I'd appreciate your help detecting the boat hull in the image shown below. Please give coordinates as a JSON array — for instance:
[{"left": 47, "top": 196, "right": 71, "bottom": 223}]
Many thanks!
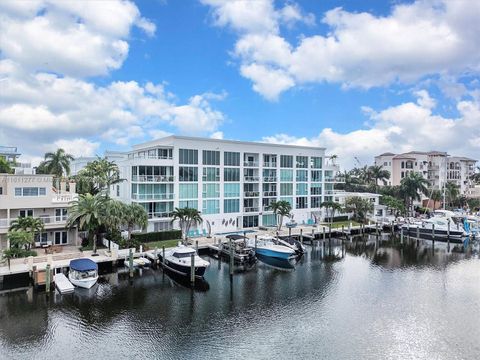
[
  {"left": 68, "top": 274, "right": 98, "bottom": 289},
  {"left": 255, "top": 247, "right": 293, "bottom": 260},
  {"left": 401, "top": 226, "right": 465, "bottom": 243},
  {"left": 159, "top": 256, "right": 208, "bottom": 278}
]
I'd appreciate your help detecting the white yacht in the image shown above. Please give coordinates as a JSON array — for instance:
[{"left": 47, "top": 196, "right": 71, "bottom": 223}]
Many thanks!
[
  {"left": 401, "top": 215, "right": 467, "bottom": 242},
  {"left": 68, "top": 259, "right": 99, "bottom": 289},
  {"left": 247, "top": 235, "right": 296, "bottom": 260},
  {"left": 159, "top": 245, "right": 210, "bottom": 278}
]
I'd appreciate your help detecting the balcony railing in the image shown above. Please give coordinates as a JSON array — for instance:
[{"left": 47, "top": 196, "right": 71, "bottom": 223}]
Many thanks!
[
  {"left": 262, "top": 206, "right": 274, "bottom": 211},
  {"left": 148, "top": 212, "right": 173, "bottom": 219},
  {"left": 244, "top": 161, "right": 259, "bottom": 167},
  {"left": 244, "top": 176, "right": 260, "bottom": 182},
  {"left": 52, "top": 193, "right": 78, "bottom": 203},
  {"left": 244, "top": 207, "right": 259, "bottom": 213},
  {"left": 263, "top": 162, "right": 277, "bottom": 168},
  {"left": 129, "top": 154, "right": 173, "bottom": 160},
  {"left": 263, "top": 176, "right": 277, "bottom": 182},
  {"left": 0, "top": 215, "right": 68, "bottom": 229},
  {"left": 263, "top": 191, "right": 277, "bottom": 197},
  {"left": 296, "top": 178, "right": 308, "bottom": 182},
  {"left": 132, "top": 193, "right": 174, "bottom": 200},
  {"left": 202, "top": 176, "right": 220, "bottom": 182},
  {"left": 132, "top": 175, "right": 174, "bottom": 182},
  {"left": 244, "top": 191, "right": 260, "bottom": 197}
]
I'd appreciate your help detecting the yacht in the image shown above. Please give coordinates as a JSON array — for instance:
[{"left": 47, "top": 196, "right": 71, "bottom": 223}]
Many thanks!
[
  {"left": 159, "top": 245, "right": 210, "bottom": 278},
  {"left": 247, "top": 235, "right": 296, "bottom": 260},
  {"left": 219, "top": 235, "right": 256, "bottom": 263},
  {"left": 401, "top": 216, "right": 467, "bottom": 242},
  {"left": 68, "top": 258, "right": 99, "bottom": 289}
]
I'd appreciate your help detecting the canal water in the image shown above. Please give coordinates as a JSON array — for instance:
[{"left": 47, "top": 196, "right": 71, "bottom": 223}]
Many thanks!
[{"left": 1, "top": 235, "right": 479, "bottom": 360}]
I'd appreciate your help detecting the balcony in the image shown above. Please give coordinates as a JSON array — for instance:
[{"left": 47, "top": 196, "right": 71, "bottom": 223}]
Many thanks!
[
  {"left": 244, "top": 207, "right": 259, "bottom": 213},
  {"left": 263, "top": 191, "right": 277, "bottom": 197},
  {"left": 148, "top": 212, "right": 174, "bottom": 219},
  {"left": 324, "top": 176, "right": 346, "bottom": 183},
  {"left": 262, "top": 206, "right": 274, "bottom": 211},
  {"left": 244, "top": 191, "right": 260, "bottom": 197},
  {"left": 132, "top": 193, "right": 174, "bottom": 201},
  {"left": 202, "top": 176, "right": 220, "bottom": 182},
  {"left": 132, "top": 175, "right": 174, "bottom": 182},
  {"left": 263, "top": 162, "right": 277, "bottom": 168},
  {"left": 263, "top": 176, "right": 277, "bottom": 182},
  {"left": 52, "top": 193, "right": 78, "bottom": 203},
  {"left": 244, "top": 176, "right": 260, "bottom": 182},
  {"left": 244, "top": 161, "right": 259, "bottom": 167},
  {"left": 0, "top": 215, "right": 68, "bottom": 229}
]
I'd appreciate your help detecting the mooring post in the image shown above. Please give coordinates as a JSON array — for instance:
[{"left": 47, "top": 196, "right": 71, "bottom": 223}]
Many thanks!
[
  {"left": 300, "top": 228, "right": 303, "bottom": 245},
  {"left": 162, "top": 246, "right": 165, "bottom": 267},
  {"left": 323, "top": 226, "right": 326, "bottom": 244},
  {"left": 400, "top": 227, "right": 404, "bottom": 244},
  {"left": 328, "top": 224, "right": 332, "bottom": 240},
  {"left": 45, "top": 264, "right": 51, "bottom": 294},
  {"left": 129, "top": 248, "right": 134, "bottom": 278},
  {"left": 154, "top": 247, "right": 158, "bottom": 267},
  {"left": 447, "top": 221, "right": 450, "bottom": 246},
  {"left": 229, "top": 239, "right": 234, "bottom": 276},
  {"left": 341, "top": 225, "right": 345, "bottom": 247},
  {"left": 416, "top": 225, "right": 420, "bottom": 240},
  {"left": 195, "top": 240, "right": 199, "bottom": 252},
  {"left": 391, "top": 221, "right": 394, "bottom": 236},
  {"left": 190, "top": 253, "right": 195, "bottom": 285},
  {"left": 254, "top": 235, "right": 258, "bottom": 253},
  {"left": 432, "top": 224, "right": 435, "bottom": 246}
]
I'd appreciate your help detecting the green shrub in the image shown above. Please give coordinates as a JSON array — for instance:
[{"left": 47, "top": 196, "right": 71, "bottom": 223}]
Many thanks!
[
  {"left": 131, "top": 230, "right": 182, "bottom": 243},
  {"left": 324, "top": 216, "right": 349, "bottom": 223}
]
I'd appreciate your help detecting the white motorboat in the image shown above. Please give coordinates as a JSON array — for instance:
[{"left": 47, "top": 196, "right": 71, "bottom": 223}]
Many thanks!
[
  {"left": 159, "top": 245, "right": 210, "bottom": 278},
  {"left": 68, "top": 258, "right": 99, "bottom": 289},
  {"left": 247, "top": 235, "right": 296, "bottom": 260},
  {"left": 401, "top": 216, "right": 467, "bottom": 242}
]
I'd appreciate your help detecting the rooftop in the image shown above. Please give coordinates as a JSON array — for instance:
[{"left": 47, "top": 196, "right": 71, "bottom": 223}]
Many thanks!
[{"left": 0, "top": 146, "right": 20, "bottom": 156}]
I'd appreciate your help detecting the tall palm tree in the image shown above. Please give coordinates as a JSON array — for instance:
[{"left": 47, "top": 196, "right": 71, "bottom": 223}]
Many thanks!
[
  {"left": 268, "top": 200, "right": 292, "bottom": 231},
  {"left": 0, "top": 157, "right": 13, "bottom": 174},
  {"left": 320, "top": 201, "right": 343, "bottom": 226},
  {"left": 122, "top": 203, "right": 148, "bottom": 240},
  {"left": 42, "top": 148, "right": 74, "bottom": 178},
  {"left": 445, "top": 181, "right": 460, "bottom": 208},
  {"left": 369, "top": 165, "right": 390, "bottom": 192},
  {"left": 9, "top": 216, "right": 44, "bottom": 250},
  {"left": 400, "top": 172, "right": 429, "bottom": 215},
  {"left": 67, "top": 193, "right": 110, "bottom": 254},
  {"left": 76, "top": 157, "right": 123, "bottom": 195},
  {"left": 170, "top": 207, "right": 203, "bottom": 244}
]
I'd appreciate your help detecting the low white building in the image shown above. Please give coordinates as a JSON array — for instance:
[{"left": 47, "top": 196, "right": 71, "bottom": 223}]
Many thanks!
[
  {"left": 332, "top": 191, "right": 383, "bottom": 221},
  {"left": 0, "top": 174, "right": 78, "bottom": 250}
]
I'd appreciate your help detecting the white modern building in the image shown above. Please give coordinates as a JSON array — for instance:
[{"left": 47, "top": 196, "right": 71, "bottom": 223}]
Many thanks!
[
  {"left": 374, "top": 151, "right": 476, "bottom": 195},
  {"left": 0, "top": 146, "right": 34, "bottom": 175},
  {"left": 0, "top": 174, "right": 78, "bottom": 250},
  {"left": 100, "top": 136, "right": 341, "bottom": 234}
]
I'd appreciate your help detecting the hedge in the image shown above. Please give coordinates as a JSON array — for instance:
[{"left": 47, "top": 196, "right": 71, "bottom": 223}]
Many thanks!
[
  {"left": 324, "top": 215, "right": 349, "bottom": 223},
  {"left": 131, "top": 230, "right": 182, "bottom": 243}
]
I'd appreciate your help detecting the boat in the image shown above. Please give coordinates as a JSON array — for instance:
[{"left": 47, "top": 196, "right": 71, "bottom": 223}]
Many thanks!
[
  {"left": 276, "top": 236, "right": 306, "bottom": 254},
  {"left": 68, "top": 258, "right": 99, "bottom": 289},
  {"left": 401, "top": 216, "right": 467, "bottom": 242},
  {"left": 256, "top": 254, "right": 295, "bottom": 270},
  {"left": 219, "top": 235, "right": 256, "bottom": 263},
  {"left": 247, "top": 235, "right": 296, "bottom": 260},
  {"left": 159, "top": 245, "right": 210, "bottom": 278}
]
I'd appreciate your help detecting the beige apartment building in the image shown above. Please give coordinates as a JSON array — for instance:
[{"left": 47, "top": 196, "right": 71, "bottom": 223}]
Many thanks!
[
  {"left": 374, "top": 151, "right": 476, "bottom": 195},
  {"left": 0, "top": 174, "right": 78, "bottom": 250}
]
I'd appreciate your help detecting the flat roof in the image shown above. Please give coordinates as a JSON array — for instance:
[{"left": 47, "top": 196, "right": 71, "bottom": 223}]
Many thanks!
[{"left": 131, "top": 135, "right": 326, "bottom": 151}]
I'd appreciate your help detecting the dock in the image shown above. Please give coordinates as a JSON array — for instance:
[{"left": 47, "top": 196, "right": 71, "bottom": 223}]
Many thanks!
[{"left": 54, "top": 273, "right": 74, "bottom": 294}]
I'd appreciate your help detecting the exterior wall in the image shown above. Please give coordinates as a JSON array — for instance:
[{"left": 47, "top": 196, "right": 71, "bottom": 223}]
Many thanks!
[{"left": 106, "top": 136, "right": 336, "bottom": 234}]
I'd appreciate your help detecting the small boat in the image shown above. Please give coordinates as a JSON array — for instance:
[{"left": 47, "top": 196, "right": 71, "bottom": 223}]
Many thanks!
[
  {"left": 68, "top": 258, "right": 99, "bottom": 289},
  {"left": 159, "top": 245, "right": 210, "bottom": 278},
  {"left": 276, "top": 236, "right": 305, "bottom": 254},
  {"left": 401, "top": 216, "right": 467, "bottom": 242},
  {"left": 220, "top": 235, "right": 256, "bottom": 263},
  {"left": 247, "top": 235, "right": 296, "bottom": 260}
]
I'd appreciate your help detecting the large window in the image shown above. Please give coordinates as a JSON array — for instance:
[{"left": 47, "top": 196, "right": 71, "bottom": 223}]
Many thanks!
[
  {"left": 296, "top": 197, "right": 308, "bottom": 209},
  {"left": 311, "top": 170, "right": 322, "bottom": 182},
  {"left": 179, "top": 184, "right": 198, "bottom": 199},
  {"left": 243, "top": 215, "right": 258, "bottom": 228},
  {"left": 179, "top": 149, "right": 198, "bottom": 164},
  {"left": 19, "top": 209, "right": 34, "bottom": 217},
  {"left": 280, "top": 155, "right": 293, "bottom": 168},
  {"left": 262, "top": 214, "right": 276, "bottom": 226},
  {"left": 203, "top": 167, "right": 220, "bottom": 181},
  {"left": 296, "top": 183, "right": 308, "bottom": 196},
  {"left": 203, "top": 183, "right": 220, "bottom": 198},
  {"left": 280, "top": 169, "right": 293, "bottom": 182},
  {"left": 179, "top": 200, "right": 198, "bottom": 210},
  {"left": 296, "top": 170, "right": 308, "bottom": 182},
  {"left": 224, "top": 183, "right": 240, "bottom": 198},
  {"left": 132, "top": 166, "right": 173, "bottom": 181},
  {"left": 280, "top": 183, "right": 293, "bottom": 196},
  {"left": 311, "top": 196, "right": 322, "bottom": 208},
  {"left": 54, "top": 231, "right": 68, "bottom": 245},
  {"left": 310, "top": 156, "right": 322, "bottom": 169},
  {"left": 224, "top": 168, "right": 240, "bottom": 182},
  {"left": 202, "top": 200, "right": 220, "bottom": 214},
  {"left": 224, "top": 151, "right": 240, "bottom": 166},
  {"left": 296, "top": 156, "right": 308, "bottom": 168},
  {"left": 280, "top": 197, "right": 293, "bottom": 207},
  {"left": 203, "top": 150, "right": 220, "bottom": 165},
  {"left": 224, "top": 199, "right": 240, "bottom": 213},
  {"left": 15, "top": 187, "right": 46, "bottom": 196},
  {"left": 263, "top": 154, "right": 277, "bottom": 167},
  {"left": 311, "top": 183, "right": 322, "bottom": 195},
  {"left": 179, "top": 167, "right": 198, "bottom": 181},
  {"left": 131, "top": 184, "right": 174, "bottom": 200}
]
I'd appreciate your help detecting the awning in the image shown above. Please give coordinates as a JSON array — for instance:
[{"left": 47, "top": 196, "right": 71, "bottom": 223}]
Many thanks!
[{"left": 70, "top": 258, "right": 98, "bottom": 271}]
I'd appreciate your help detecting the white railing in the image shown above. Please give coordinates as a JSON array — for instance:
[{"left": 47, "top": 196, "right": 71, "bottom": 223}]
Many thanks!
[
  {"left": 262, "top": 206, "right": 274, "bottom": 211},
  {"left": 132, "top": 193, "right": 174, "bottom": 200},
  {"left": 244, "top": 176, "right": 260, "bottom": 182},
  {"left": 244, "top": 191, "right": 260, "bottom": 197},
  {"left": 132, "top": 175, "right": 174, "bottom": 182},
  {"left": 244, "top": 161, "right": 259, "bottom": 167},
  {"left": 263, "top": 162, "right": 277, "bottom": 168},
  {"left": 244, "top": 207, "right": 259, "bottom": 213},
  {"left": 52, "top": 193, "right": 78, "bottom": 203},
  {"left": 128, "top": 154, "right": 173, "bottom": 160},
  {"left": 263, "top": 176, "right": 277, "bottom": 182},
  {"left": 0, "top": 215, "right": 68, "bottom": 229},
  {"left": 148, "top": 212, "right": 173, "bottom": 219},
  {"left": 263, "top": 191, "right": 277, "bottom": 197}
]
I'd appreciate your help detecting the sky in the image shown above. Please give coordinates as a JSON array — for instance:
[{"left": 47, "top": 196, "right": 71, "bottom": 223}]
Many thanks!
[{"left": 0, "top": 0, "right": 479, "bottom": 169}]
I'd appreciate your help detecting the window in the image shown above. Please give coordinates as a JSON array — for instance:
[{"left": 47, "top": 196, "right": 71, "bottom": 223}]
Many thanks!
[
  {"left": 54, "top": 231, "right": 68, "bottom": 245},
  {"left": 243, "top": 215, "right": 258, "bottom": 228},
  {"left": 280, "top": 183, "right": 293, "bottom": 196},
  {"left": 280, "top": 155, "right": 293, "bottom": 168},
  {"left": 296, "top": 170, "right": 308, "bottom": 182},
  {"left": 132, "top": 184, "right": 174, "bottom": 200},
  {"left": 116, "top": 185, "right": 120, "bottom": 197},
  {"left": 203, "top": 167, "right": 220, "bottom": 181},
  {"left": 280, "top": 197, "right": 293, "bottom": 206},
  {"left": 179, "top": 184, "right": 198, "bottom": 199},
  {"left": 310, "top": 183, "right": 322, "bottom": 195},
  {"left": 19, "top": 209, "right": 34, "bottom": 217},
  {"left": 55, "top": 208, "right": 67, "bottom": 221},
  {"left": 15, "top": 187, "right": 46, "bottom": 196},
  {"left": 401, "top": 171, "right": 405, "bottom": 178},
  {"left": 203, "top": 183, "right": 220, "bottom": 198},
  {"left": 154, "top": 221, "right": 173, "bottom": 231},
  {"left": 296, "top": 197, "right": 308, "bottom": 209},
  {"left": 34, "top": 232, "right": 48, "bottom": 244},
  {"left": 296, "top": 156, "right": 308, "bottom": 168},
  {"left": 296, "top": 183, "right": 308, "bottom": 195},
  {"left": 224, "top": 168, "right": 240, "bottom": 182},
  {"left": 263, "top": 154, "right": 277, "bottom": 167},
  {"left": 203, "top": 150, "right": 220, "bottom": 165},
  {"left": 311, "top": 196, "right": 322, "bottom": 208},
  {"left": 310, "top": 157, "right": 322, "bottom": 169},
  {"left": 0, "top": 187, "right": 2, "bottom": 195},
  {"left": 311, "top": 170, "right": 322, "bottom": 182},
  {"left": 179, "top": 167, "right": 198, "bottom": 181},
  {"left": 224, "top": 199, "right": 240, "bottom": 213},
  {"left": 224, "top": 152, "right": 240, "bottom": 166},
  {"left": 179, "top": 149, "right": 198, "bottom": 164},
  {"left": 224, "top": 183, "right": 240, "bottom": 198},
  {"left": 202, "top": 200, "right": 220, "bottom": 214},
  {"left": 401, "top": 161, "right": 405, "bottom": 169},
  {"left": 262, "top": 214, "right": 276, "bottom": 227},
  {"left": 280, "top": 169, "right": 293, "bottom": 182},
  {"left": 179, "top": 200, "right": 198, "bottom": 210}
]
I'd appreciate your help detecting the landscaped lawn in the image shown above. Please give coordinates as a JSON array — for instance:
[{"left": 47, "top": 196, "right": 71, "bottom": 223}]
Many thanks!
[
  {"left": 142, "top": 239, "right": 181, "bottom": 249},
  {"left": 320, "top": 220, "right": 362, "bottom": 229}
]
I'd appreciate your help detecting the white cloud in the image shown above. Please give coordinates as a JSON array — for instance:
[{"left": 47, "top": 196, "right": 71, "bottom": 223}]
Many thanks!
[
  {"left": 53, "top": 138, "right": 100, "bottom": 158},
  {"left": 202, "top": 0, "right": 480, "bottom": 99},
  {"left": 262, "top": 91, "right": 480, "bottom": 169},
  {"left": 210, "top": 131, "right": 224, "bottom": 139}
]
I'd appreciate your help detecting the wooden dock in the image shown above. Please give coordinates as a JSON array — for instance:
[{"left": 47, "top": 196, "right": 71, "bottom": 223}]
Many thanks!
[{"left": 54, "top": 273, "right": 74, "bottom": 294}]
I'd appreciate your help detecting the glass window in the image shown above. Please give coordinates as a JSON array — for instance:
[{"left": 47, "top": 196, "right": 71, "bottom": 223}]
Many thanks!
[
  {"left": 280, "top": 169, "right": 293, "bottom": 182},
  {"left": 224, "top": 152, "right": 240, "bottom": 166},
  {"left": 202, "top": 200, "right": 220, "bottom": 214},
  {"left": 224, "top": 168, "right": 240, "bottom": 182},
  {"left": 296, "top": 197, "right": 308, "bottom": 209},
  {"left": 311, "top": 196, "right": 322, "bottom": 208},
  {"left": 296, "top": 183, "right": 308, "bottom": 195},
  {"left": 280, "top": 183, "right": 293, "bottom": 196},
  {"left": 310, "top": 156, "right": 322, "bottom": 169},
  {"left": 224, "top": 199, "right": 240, "bottom": 213},
  {"left": 310, "top": 183, "right": 322, "bottom": 195},
  {"left": 179, "top": 184, "right": 198, "bottom": 199},
  {"left": 202, "top": 183, "right": 220, "bottom": 198},
  {"left": 179, "top": 149, "right": 198, "bottom": 164},
  {"left": 280, "top": 155, "right": 293, "bottom": 168},
  {"left": 280, "top": 197, "right": 293, "bottom": 207},
  {"left": 15, "top": 188, "right": 21, "bottom": 196},
  {"left": 203, "top": 150, "right": 220, "bottom": 165},
  {"left": 224, "top": 183, "right": 240, "bottom": 198},
  {"left": 179, "top": 200, "right": 198, "bottom": 210},
  {"left": 20, "top": 209, "right": 34, "bottom": 217},
  {"left": 203, "top": 167, "right": 220, "bottom": 181},
  {"left": 311, "top": 170, "right": 322, "bottom": 182},
  {"left": 263, "top": 154, "right": 277, "bottom": 167},
  {"left": 243, "top": 215, "right": 258, "bottom": 228},
  {"left": 296, "top": 170, "right": 308, "bottom": 182},
  {"left": 262, "top": 214, "right": 277, "bottom": 226},
  {"left": 296, "top": 156, "right": 308, "bottom": 168},
  {"left": 179, "top": 167, "right": 198, "bottom": 182}
]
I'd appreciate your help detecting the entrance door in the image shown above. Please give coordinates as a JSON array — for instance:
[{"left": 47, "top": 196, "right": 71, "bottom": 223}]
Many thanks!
[{"left": 54, "top": 231, "right": 68, "bottom": 245}]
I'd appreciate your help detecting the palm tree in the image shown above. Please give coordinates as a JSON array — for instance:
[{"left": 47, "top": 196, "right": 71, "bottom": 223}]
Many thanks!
[
  {"left": 445, "top": 181, "right": 460, "bottom": 208},
  {"left": 344, "top": 196, "right": 374, "bottom": 223},
  {"left": 9, "top": 216, "right": 44, "bottom": 250},
  {"left": 76, "top": 157, "right": 123, "bottom": 195},
  {"left": 399, "top": 172, "right": 429, "bottom": 215},
  {"left": 66, "top": 193, "right": 110, "bottom": 254},
  {"left": 427, "top": 189, "right": 442, "bottom": 209},
  {"left": 268, "top": 200, "right": 292, "bottom": 231},
  {"left": 320, "top": 201, "right": 343, "bottom": 226},
  {"left": 42, "top": 148, "right": 74, "bottom": 178},
  {"left": 369, "top": 165, "right": 390, "bottom": 192},
  {"left": 0, "top": 157, "right": 13, "bottom": 174},
  {"left": 170, "top": 207, "right": 203, "bottom": 244},
  {"left": 122, "top": 203, "right": 148, "bottom": 240}
]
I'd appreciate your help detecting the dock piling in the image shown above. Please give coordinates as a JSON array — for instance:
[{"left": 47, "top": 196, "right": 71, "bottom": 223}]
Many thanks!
[
  {"left": 45, "top": 264, "right": 51, "bottom": 293},
  {"left": 229, "top": 239, "right": 234, "bottom": 276},
  {"left": 254, "top": 235, "right": 257, "bottom": 253},
  {"left": 400, "top": 227, "right": 404, "bottom": 244},
  {"left": 190, "top": 254, "right": 195, "bottom": 285},
  {"left": 129, "top": 248, "right": 134, "bottom": 278},
  {"left": 432, "top": 224, "right": 435, "bottom": 246},
  {"left": 300, "top": 229, "right": 303, "bottom": 245},
  {"left": 195, "top": 240, "right": 198, "bottom": 252},
  {"left": 162, "top": 246, "right": 165, "bottom": 267}
]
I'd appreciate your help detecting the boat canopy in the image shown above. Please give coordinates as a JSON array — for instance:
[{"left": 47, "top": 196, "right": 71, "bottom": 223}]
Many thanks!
[
  {"left": 70, "top": 258, "right": 98, "bottom": 272},
  {"left": 225, "top": 234, "right": 248, "bottom": 240}
]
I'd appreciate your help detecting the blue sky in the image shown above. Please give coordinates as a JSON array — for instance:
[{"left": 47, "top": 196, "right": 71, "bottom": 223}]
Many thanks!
[{"left": 0, "top": 0, "right": 479, "bottom": 168}]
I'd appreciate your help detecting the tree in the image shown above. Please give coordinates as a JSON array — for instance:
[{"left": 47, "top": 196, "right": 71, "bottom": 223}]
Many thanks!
[
  {"left": 8, "top": 230, "right": 34, "bottom": 250},
  {"left": 445, "top": 181, "right": 460, "bottom": 208},
  {"left": 369, "top": 165, "right": 390, "bottom": 192},
  {"left": 9, "top": 216, "right": 44, "bottom": 250},
  {"left": 268, "top": 200, "right": 292, "bottom": 231},
  {"left": 399, "top": 172, "right": 429, "bottom": 215},
  {"left": 344, "top": 196, "right": 374, "bottom": 223},
  {"left": 75, "top": 157, "right": 123, "bottom": 195},
  {"left": 66, "top": 193, "right": 110, "bottom": 254},
  {"left": 122, "top": 203, "right": 148, "bottom": 240},
  {"left": 320, "top": 201, "right": 344, "bottom": 225},
  {"left": 42, "top": 148, "right": 74, "bottom": 177},
  {"left": 380, "top": 195, "right": 405, "bottom": 217},
  {"left": 170, "top": 207, "right": 203, "bottom": 244},
  {"left": 0, "top": 157, "right": 13, "bottom": 174}
]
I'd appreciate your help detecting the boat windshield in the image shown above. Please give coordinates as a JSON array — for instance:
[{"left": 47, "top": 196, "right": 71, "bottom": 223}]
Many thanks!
[
  {"left": 70, "top": 269, "right": 97, "bottom": 280},
  {"left": 173, "top": 252, "right": 194, "bottom": 258}
]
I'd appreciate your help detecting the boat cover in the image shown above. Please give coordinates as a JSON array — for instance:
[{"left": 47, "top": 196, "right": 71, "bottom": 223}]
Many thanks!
[
  {"left": 225, "top": 234, "right": 248, "bottom": 240},
  {"left": 70, "top": 258, "right": 98, "bottom": 271}
]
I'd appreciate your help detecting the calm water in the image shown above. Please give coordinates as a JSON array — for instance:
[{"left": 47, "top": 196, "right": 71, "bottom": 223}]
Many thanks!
[{"left": 1, "top": 235, "right": 480, "bottom": 360}]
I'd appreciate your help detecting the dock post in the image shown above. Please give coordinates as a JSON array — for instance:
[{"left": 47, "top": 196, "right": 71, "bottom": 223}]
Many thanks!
[
  {"left": 129, "top": 248, "right": 134, "bottom": 278},
  {"left": 416, "top": 226, "right": 420, "bottom": 240},
  {"left": 323, "top": 226, "right": 326, "bottom": 243},
  {"left": 254, "top": 235, "right": 257, "bottom": 253},
  {"left": 311, "top": 228, "right": 315, "bottom": 241},
  {"left": 162, "top": 246, "right": 165, "bottom": 266},
  {"left": 45, "top": 264, "right": 51, "bottom": 294},
  {"left": 432, "top": 224, "right": 435, "bottom": 246},
  {"left": 328, "top": 224, "right": 332, "bottom": 240},
  {"left": 400, "top": 227, "right": 404, "bottom": 244},
  {"left": 447, "top": 221, "right": 450, "bottom": 247},
  {"left": 341, "top": 225, "right": 345, "bottom": 247},
  {"left": 376, "top": 223, "right": 379, "bottom": 236},
  {"left": 229, "top": 239, "right": 234, "bottom": 276},
  {"left": 190, "top": 254, "right": 195, "bottom": 285},
  {"left": 195, "top": 240, "right": 198, "bottom": 252},
  {"left": 300, "top": 229, "right": 303, "bottom": 245}
]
